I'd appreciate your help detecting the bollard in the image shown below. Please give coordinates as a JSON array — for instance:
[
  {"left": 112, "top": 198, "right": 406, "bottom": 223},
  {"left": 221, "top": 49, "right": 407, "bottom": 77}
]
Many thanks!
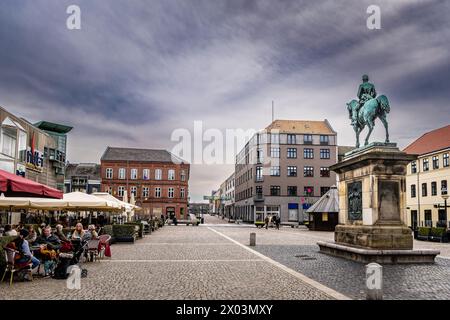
[
  {"left": 366, "top": 262, "right": 383, "bottom": 300},
  {"left": 250, "top": 233, "right": 256, "bottom": 246}
]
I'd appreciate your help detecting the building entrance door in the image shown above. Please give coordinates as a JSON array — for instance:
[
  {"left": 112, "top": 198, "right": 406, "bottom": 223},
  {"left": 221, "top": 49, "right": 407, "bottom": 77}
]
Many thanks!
[
  {"left": 411, "top": 210, "right": 418, "bottom": 230},
  {"left": 288, "top": 203, "right": 299, "bottom": 222},
  {"left": 167, "top": 207, "right": 175, "bottom": 219}
]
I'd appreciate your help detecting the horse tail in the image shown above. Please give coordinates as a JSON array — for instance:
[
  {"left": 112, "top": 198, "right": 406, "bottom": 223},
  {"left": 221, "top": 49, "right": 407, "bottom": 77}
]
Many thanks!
[{"left": 377, "top": 95, "right": 390, "bottom": 113}]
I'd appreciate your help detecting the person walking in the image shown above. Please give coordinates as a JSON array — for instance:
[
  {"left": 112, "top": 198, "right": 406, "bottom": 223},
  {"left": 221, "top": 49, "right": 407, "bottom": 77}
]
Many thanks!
[
  {"left": 264, "top": 216, "right": 270, "bottom": 230},
  {"left": 275, "top": 215, "right": 280, "bottom": 230}
]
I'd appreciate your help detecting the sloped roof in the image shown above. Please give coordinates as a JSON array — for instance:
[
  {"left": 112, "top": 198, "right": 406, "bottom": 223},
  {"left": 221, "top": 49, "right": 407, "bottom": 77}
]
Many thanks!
[
  {"left": 101, "top": 147, "right": 187, "bottom": 163},
  {"left": 65, "top": 163, "right": 101, "bottom": 179},
  {"left": 306, "top": 186, "right": 339, "bottom": 213},
  {"left": 265, "top": 119, "right": 335, "bottom": 135},
  {"left": 403, "top": 125, "right": 450, "bottom": 155}
]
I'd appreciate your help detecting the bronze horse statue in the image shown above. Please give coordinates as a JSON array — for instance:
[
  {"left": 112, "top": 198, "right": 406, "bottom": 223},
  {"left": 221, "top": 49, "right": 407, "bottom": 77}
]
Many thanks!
[{"left": 347, "top": 95, "right": 390, "bottom": 148}]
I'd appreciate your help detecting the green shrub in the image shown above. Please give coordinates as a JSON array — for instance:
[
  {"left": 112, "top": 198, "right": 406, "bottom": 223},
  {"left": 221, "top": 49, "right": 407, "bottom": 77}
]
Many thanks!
[
  {"left": 418, "top": 227, "right": 431, "bottom": 236},
  {"left": 431, "top": 227, "right": 446, "bottom": 237},
  {"left": 112, "top": 224, "right": 136, "bottom": 242},
  {"left": 100, "top": 225, "right": 113, "bottom": 236},
  {"left": 125, "top": 222, "right": 144, "bottom": 238},
  {"left": 0, "top": 236, "right": 17, "bottom": 274}
]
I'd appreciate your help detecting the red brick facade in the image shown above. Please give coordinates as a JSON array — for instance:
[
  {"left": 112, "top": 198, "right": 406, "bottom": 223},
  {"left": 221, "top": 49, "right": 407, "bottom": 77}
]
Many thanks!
[{"left": 100, "top": 160, "right": 190, "bottom": 219}]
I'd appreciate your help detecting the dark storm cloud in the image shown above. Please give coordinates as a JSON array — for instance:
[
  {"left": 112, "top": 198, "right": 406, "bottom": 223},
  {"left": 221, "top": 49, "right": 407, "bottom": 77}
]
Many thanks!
[{"left": 0, "top": 0, "right": 448, "bottom": 201}]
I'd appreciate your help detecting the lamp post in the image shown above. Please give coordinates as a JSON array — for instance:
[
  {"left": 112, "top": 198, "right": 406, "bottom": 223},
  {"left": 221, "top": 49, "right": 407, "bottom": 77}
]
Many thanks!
[{"left": 442, "top": 188, "right": 449, "bottom": 228}]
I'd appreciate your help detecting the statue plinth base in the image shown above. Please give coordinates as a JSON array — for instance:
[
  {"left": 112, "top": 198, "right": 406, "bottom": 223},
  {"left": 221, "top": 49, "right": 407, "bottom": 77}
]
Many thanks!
[{"left": 318, "top": 143, "right": 440, "bottom": 264}]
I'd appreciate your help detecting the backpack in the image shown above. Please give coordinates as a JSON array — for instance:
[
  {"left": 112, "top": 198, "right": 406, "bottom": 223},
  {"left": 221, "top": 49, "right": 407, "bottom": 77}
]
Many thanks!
[{"left": 52, "top": 258, "right": 72, "bottom": 279}]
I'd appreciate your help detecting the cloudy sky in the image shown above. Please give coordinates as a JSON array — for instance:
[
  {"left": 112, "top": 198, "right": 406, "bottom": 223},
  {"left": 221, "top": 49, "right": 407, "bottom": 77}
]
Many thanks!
[{"left": 1, "top": 0, "right": 449, "bottom": 201}]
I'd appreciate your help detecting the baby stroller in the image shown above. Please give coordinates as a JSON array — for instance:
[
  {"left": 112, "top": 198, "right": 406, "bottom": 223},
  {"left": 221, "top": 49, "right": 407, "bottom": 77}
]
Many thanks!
[{"left": 53, "top": 238, "right": 89, "bottom": 280}]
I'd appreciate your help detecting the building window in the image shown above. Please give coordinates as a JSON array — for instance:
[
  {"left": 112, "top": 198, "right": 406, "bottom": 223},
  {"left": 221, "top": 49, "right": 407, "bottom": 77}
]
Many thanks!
[
  {"left": 155, "top": 169, "right": 162, "bottom": 180},
  {"left": 431, "top": 182, "right": 437, "bottom": 196},
  {"left": 320, "top": 187, "right": 330, "bottom": 196},
  {"left": 270, "top": 133, "right": 279, "bottom": 144},
  {"left": 270, "top": 186, "right": 281, "bottom": 196},
  {"left": 320, "top": 167, "right": 330, "bottom": 177},
  {"left": 442, "top": 180, "right": 448, "bottom": 193},
  {"left": 270, "top": 166, "right": 280, "bottom": 176},
  {"left": 180, "top": 188, "right": 185, "bottom": 198},
  {"left": 106, "top": 168, "right": 113, "bottom": 179},
  {"left": 155, "top": 187, "right": 161, "bottom": 198},
  {"left": 287, "top": 134, "right": 296, "bottom": 144},
  {"left": 425, "top": 210, "right": 432, "bottom": 227},
  {"left": 320, "top": 135, "right": 329, "bottom": 145},
  {"left": 105, "top": 186, "right": 112, "bottom": 195},
  {"left": 257, "top": 149, "right": 264, "bottom": 163},
  {"left": 256, "top": 186, "right": 263, "bottom": 195},
  {"left": 130, "top": 168, "right": 138, "bottom": 180},
  {"left": 118, "top": 168, "right": 126, "bottom": 180},
  {"left": 303, "top": 134, "right": 313, "bottom": 144},
  {"left": 270, "top": 147, "right": 280, "bottom": 158},
  {"left": 287, "top": 186, "right": 297, "bottom": 196},
  {"left": 304, "top": 186, "right": 314, "bottom": 197},
  {"left": 287, "top": 166, "right": 297, "bottom": 177},
  {"left": 168, "top": 187, "right": 174, "bottom": 198},
  {"left": 181, "top": 170, "right": 186, "bottom": 181},
  {"left": 287, "top": 148, "right": 297, "bottom": 159},
  {"left": 320, "top": 149, "right": 330, "bottom": 159},
  {"left": 444, "top": 153, "right": 449, "bottom": 167},
  {"left": 432, "top": 156, "right": 439, "bottom": 170},
  {"left": 304, "top": 166, "right": 314, "bottom": 177},
  {"left": 142, "top": 187, "right": 149, "bottom": 197},
  {"left": 422, "top": 183, "right": 427, "bottom": 197},
  {"left": 256, "top": 166, "right": 263, "bottom": 181},
  {"left": 411, "top": 162, "right": 417, "bottom": 174},
  {"left": 304, "top": 148, "right": 314, "bottom": 159},
  {"left": 1, "top": 125, "right": 17, "bottom": 158},
  {"left": 168, "top": 169, "right": 175, "bottom": 180},
  {"left": 411, "top": 184, "right": 416, "bottom": 198},
  {"left": 143, "top": 169, "right": 150, "bottom": 180},
  {"left": 130, "top": 186, "right": 137, "bottom": 196},
  {"left": 423, "top": 158, "right": 429, "bottom": 171},
  {"left": 18, "top": 130, "right": 27, "bottom": 161},
  {"left": 118, "top": 186, "right": 125, "bottom": 197}
]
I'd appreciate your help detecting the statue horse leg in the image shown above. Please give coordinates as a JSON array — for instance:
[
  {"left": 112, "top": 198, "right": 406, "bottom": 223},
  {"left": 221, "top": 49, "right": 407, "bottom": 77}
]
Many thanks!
[
  {"left": 380, "top": 114, "right": 389, "bottom": 143},
  {"left": 353, "top": 124, "right": 360, "bottom": 148},
  {"left": 364, "top": 119, "right": 374, "bottom": 146}
]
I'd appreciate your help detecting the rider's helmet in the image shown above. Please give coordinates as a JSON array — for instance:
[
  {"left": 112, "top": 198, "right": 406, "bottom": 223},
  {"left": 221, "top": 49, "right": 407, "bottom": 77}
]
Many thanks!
[{"left": 362, "top": 74, "right": 369, "bottom": 82}]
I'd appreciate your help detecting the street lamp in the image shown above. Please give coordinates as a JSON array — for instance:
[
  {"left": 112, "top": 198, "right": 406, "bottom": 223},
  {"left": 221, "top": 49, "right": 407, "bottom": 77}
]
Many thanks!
[{"left": 442, "top": 188, "right": 449, "bottom": 228}]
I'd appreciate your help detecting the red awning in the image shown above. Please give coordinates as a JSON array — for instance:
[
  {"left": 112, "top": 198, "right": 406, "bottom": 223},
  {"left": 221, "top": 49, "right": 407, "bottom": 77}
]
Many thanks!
[{"left": 0, "top": 169, "right": 63, "bottom": 199}]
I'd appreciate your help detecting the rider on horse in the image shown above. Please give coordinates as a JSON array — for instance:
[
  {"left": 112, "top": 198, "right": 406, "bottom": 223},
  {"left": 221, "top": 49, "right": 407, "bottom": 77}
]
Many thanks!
[{"left": 352, "top": 74, "right": 377, "bottom": 125}]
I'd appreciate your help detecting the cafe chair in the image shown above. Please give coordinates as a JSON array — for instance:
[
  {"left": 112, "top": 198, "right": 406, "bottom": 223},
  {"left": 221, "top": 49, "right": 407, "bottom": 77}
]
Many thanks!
[{"left": 1, "top": 247, "right": 33, "bottom": 286}]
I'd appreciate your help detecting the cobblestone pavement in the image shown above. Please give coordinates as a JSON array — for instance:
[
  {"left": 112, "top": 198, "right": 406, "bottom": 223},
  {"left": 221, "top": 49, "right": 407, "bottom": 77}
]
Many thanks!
[
  {"left": 0, "top": 221, "right": 336, "bottom": 300},
  {"left": 211, "top": 225, "right": 450, "bottom": 300},
  {"left": 3, "top": 215, "right": 450, "bottom": 300}
]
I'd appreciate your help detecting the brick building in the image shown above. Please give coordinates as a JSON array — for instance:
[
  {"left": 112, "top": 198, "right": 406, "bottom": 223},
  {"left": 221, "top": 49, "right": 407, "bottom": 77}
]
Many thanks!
[{"left": 100, "top": 147, "right": 190, "bottom": 219}]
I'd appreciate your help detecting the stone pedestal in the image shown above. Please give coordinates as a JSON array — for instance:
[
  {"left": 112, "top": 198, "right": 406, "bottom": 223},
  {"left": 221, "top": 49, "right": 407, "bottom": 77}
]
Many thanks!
[{"left": 318, "top": 143, "right": 440, "bottom": 264}]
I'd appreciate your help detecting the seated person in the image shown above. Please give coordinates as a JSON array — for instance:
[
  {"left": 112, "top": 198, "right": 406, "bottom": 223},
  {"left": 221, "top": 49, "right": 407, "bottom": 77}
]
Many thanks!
[
  {"left": 38, "top": 223, "right": 47, "bottom": 236},
  {"left": 54, "top": 224, "right": 68, "bottom": 241},
  {"left": 71, "top": 223, "right": 86, "bottom": 240},
  {"left": 4, "top": 224, "right": 18, "bottom": 236},
  {"left": 88, "top": 225, "right": 98, "bottom": 239},
  {"left": 25, "top": 226, "right": 37, "bottom": 244},
  {"left": 35, "top": 226, "right": 61, "bottom": 277},
  {"left": 7, "top": 229, "right": 40, "bottom": 281}
]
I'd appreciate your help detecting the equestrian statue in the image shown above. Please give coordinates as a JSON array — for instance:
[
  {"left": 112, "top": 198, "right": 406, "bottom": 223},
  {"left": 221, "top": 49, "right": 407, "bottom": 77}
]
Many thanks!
[{"left": 347, "top": 74, "right": 390, "bottom": 148}]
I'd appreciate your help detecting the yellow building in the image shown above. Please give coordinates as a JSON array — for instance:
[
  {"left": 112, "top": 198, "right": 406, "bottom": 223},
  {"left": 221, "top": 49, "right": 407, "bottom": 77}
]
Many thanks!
[{"left": 404, "top": 125, "right": 450, "bottom": 229}]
